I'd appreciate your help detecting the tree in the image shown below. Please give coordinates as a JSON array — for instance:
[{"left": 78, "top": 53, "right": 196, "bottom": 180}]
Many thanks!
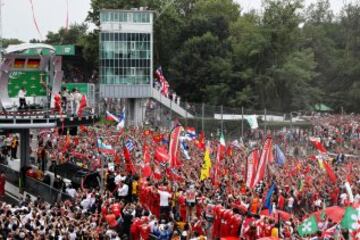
[
  {"left": 1, "top": 38, "right": 23, "bottom": 48},
  {"left": 45, "top": 24, "right": 88, "bottom": 45}
]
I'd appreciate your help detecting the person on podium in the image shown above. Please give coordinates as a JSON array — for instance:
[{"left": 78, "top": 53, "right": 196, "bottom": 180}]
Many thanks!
[{"left": 18, "top": 87, "right": 27, "bottom": 109}]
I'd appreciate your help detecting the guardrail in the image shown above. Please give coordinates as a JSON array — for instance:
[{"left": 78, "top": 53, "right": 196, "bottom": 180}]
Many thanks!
[
  {"left": 0, "top": 164, "right": 72, "bottom": 204},
  {"left": 24, "top": 176, "right": 72, "bottom": 204}
]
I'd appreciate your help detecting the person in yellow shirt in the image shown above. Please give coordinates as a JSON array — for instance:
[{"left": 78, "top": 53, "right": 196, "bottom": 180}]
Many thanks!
[
  {"left": 271, "top": 223, "right": 279, "bottom": 238},
  {"left": 132, "top": 175, "right": 139, "bottom": 201}
]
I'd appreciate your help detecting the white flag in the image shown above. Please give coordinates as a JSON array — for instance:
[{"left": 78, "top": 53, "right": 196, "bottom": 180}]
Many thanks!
[{"left": 245, "top": 115, "right": 259, "bottom": 129}]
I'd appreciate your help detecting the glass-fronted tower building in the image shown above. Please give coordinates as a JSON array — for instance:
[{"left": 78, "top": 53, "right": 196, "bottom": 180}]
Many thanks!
[
  {"left": 100, "top": 10, "right": 153, "bottom": 85},
  {"left": 99, "top": 9, "right": 191, "bottom": 126},
  {"left": 99, "top": 9, "right": 154, "bottom": 125}
]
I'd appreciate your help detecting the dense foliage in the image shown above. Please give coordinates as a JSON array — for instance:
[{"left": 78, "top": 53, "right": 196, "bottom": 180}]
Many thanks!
[{"left": 10, "top": 0, "right": 360, "bottom": 112}]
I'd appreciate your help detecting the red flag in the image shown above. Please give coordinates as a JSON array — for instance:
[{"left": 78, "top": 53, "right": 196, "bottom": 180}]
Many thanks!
[
  {"left": 252, "top": 138, "right": 272, "bottom": 188},
  {"left": 154, "top": 146, "right": 169, "bottom": 163},
  {"left": 166, "top": 168, "right": 184, "bottom": 183},
  {"left": 225, "top": 146, "right": 233, "bottom": 157},
  {"left": 309, "top": 137, "right": 327, "bottom": 153},
  {"left": 168, "top": 126, "right": 183, "bottom": 168},
  {"left": 143, "top": 129, "right": 152, "bottom": 136},
  {"left": 323, "top": 160, "right": 337, "bottom": 184},
  {"left": 152, "top": 133, "right": 163, "bottom": 143},
  {"left": 79, "top": 125, "right": 88, "bottom": 133},
  {"left": 245, "top": 149, "right": 260, "bottom": 188},
  {"left": 197, "top": 131, "right": 206, "bottom": 150},
  {"left": 153, "top": 166, "right": 162, "bottom": 181},
  {"left": 77, "top": 95, "right": 87, "bottom": 117},
  {"left": 123, "top": 147, "right": 135, "bottom": 174},
  {"left": 141, "top": 144, "right": 152, "bottom": 178},
  {"left": 114, "top": 154, "right": 121, "bottom": 165}
]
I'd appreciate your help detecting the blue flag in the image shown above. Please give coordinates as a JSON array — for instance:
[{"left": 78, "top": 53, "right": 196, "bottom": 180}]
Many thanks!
[
  {"left": 264, "top": 183, "right": 276, "bottom": 214},
  {"left": 275, "top": 144, "right": 286, "bottom": 166},
  {"left": 125, "top": 139, "right": 134, "bottom": 152}
]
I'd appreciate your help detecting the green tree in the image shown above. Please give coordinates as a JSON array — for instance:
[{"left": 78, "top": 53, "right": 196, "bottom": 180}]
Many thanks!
[
  {"left": 45, "top": 24, "right": 88, "bottom": 45},
  {"left": 1, "top": 38, "right": 23, "bottom": 48}
]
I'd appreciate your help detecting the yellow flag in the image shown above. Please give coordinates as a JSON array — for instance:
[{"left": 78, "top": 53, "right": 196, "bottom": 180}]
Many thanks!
[
  {"left": 317, "top": 158, "right": 324, "bottom": 170},
  {"left": 200, "top": 146, "right": 212, "bottom": 180}
]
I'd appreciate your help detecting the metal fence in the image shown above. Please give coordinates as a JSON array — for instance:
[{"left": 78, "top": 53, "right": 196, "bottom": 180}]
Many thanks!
[
  {"left": 24, "top": 176, "right": 72, "bottom": 204},
  {"left": 0, "top": 164, "right": 72, "bottom": 204},
  {"left": 97, "top": 96, "right": 313, "bottom": 139}
]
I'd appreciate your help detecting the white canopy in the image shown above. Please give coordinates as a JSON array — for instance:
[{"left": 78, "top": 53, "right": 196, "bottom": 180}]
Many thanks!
[{"left": 3, "top": 43, "right": 56, "bottom": 55}]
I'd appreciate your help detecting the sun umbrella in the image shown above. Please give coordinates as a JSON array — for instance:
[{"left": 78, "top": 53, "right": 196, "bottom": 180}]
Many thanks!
[
  {"left": 260, "top": 209, "right": 293, "bottom": 221},
  {"left": 310, "top": 206, "right": 345, "bottom": 223}
]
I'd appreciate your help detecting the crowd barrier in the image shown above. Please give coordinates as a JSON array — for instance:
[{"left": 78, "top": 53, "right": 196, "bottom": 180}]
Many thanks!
[
  {"left": 24, "top": 176, "right": 72, "bottom": 204},
  {"left": 0, "top": 163, "right": 72, "bottom": 204}
]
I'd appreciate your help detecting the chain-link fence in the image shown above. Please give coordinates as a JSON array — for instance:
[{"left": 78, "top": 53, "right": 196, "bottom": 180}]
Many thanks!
[{"left": 96, "top": 96, "right": 313, "bottom": 139}]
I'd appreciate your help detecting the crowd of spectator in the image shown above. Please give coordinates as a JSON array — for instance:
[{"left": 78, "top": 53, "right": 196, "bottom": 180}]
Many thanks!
[{"left": 0, "top": 114, "right": 359, "bottom": 239}]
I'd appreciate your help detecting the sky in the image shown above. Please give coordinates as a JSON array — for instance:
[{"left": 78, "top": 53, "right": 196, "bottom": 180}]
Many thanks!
[{"left": 0, "top": 0, "right": 354, "bottom": 42}]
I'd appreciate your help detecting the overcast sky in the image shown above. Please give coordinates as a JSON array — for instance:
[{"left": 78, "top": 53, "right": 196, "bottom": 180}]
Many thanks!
[{"left": 1, "top": 0, "right": 354, "bottom": 42}]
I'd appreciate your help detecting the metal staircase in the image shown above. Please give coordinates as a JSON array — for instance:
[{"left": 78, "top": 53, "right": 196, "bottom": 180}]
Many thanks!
[{"left": 150, "top": 88, "right": 194, "bottom": 119}]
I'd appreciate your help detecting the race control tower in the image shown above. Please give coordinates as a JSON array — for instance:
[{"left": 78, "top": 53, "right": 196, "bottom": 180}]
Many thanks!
[{"left": 99, "top": 9, "right": 193, "bottom": 126}]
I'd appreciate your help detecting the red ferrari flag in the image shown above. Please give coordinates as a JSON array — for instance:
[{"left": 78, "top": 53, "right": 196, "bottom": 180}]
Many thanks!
[
  {"left": 323, "top": 160, "right": 337, "bottom": 184},
  {"left": 252, "top": 138, "right": 273, "bottom": 188},
  {"left": 245, "top": 148, "right": 260, "bottom": 188},
  {"left": 168, "top": 126, "right": 183, "bottom": 168},
  {"left": 77, "top": 95, "right": 87, "bottom": 117},
  {"left": 154, "top": 146, "right": 169, "bottom": 163},
  {"left": 123, "top": 146, "right": 135, "bottom": 174},
  {"left": 141, "top": 145, "right": 152, "bottom": 178},
  {"left": 309, "top": 137, "right": 327, "bottom": 153},
  {"left": 197, "top": 131, "right": 206, "bottom": 150}
]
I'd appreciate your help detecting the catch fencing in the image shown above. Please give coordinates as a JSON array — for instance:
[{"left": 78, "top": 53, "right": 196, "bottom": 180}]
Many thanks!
[{"left": 97, "top": 97, "right": 313, "bottom": 140}]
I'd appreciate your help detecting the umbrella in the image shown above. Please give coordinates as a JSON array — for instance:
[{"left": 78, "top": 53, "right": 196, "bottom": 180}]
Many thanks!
[
  {"left": 260, "top": 209, "right": 293, "bottom": 221},
  {"left": 310, "top": 206, "right": 345, "bottom": 223}
]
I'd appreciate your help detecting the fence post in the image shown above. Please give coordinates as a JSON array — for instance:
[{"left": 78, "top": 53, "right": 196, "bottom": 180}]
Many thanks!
[
  {"left": 185, "top": 104, "right": 188, "bottom": 127},
  {"left": 201, "top": 103, "right": 205, "bottom": 133},
  {"left": 159, "top": 94, "right": 162, "bottom": 127},
  {"left": 170, "top": 99, "right": 173, "bottom": 129},
  {"left": 141, "top": 99, "right": 144, "bottom": 127},
  {"left": 241, "top": 107, "right": 244, "bottom": 138},
  {"left": 221, "top": 105, "right": 224, "bottom": 134},
  {"left": 264, "top": 108, "right": 267, "bottom": 134}
]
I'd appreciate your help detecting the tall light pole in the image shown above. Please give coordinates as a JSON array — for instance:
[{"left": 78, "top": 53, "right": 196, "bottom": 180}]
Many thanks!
[{"left": 0, "top": 0, "right": 3, "bottom": 61}]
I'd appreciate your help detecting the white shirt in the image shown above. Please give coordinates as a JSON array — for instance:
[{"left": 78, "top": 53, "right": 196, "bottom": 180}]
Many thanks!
[
  {"left": 287, "top": 197, "right": 294, "bottom": 208},
  {"left": 115, "top": 174, "right": 126, "bottom": 185},
  {"left": 69, "top": 232, "right": 77, "bottom": 240},
  {"left": 18, "top": 89, "right": 26, "bottom": 98},
  {"left": 158, "top": 190, "right": 171, "bottom": 207},
  {"left": 80, "top": 197, "right": 94, "bottom": 210},
  {"left": 340, "top": 193, "right": 348, "bottom": 205},
  {"left": 118, "top": 184, "right": 129, "bottom": 197},
  {"left": 66, "top": 188, "right": 77, "bottom": 198}
]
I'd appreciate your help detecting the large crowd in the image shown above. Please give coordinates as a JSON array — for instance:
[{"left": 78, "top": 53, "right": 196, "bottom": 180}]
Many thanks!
[{"left": 0, "top": 114, "right": 359, "bottom": 239}]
